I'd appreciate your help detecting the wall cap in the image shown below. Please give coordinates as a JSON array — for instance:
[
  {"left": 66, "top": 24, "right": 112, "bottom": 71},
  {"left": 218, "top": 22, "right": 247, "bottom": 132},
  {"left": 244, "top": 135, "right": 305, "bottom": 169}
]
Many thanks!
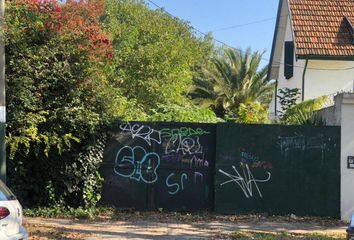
[{"left": 335, "top": 93, "right": 354, "bottom": 105}]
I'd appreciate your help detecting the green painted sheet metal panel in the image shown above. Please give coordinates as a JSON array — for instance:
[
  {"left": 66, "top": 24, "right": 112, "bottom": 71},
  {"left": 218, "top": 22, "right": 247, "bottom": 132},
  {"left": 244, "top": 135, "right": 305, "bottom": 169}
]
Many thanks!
[
  {"left": 153, "top": 122, "right": 216, "bottom": 211},
  {"left": 101, "top": 131, "right": 149, "bottom": 209},
  {"left": 101, "top": 122, "right": 216, "bottom": 211},
  {"left": 215, "top": 124, "right": 340, "bottom": 217}
]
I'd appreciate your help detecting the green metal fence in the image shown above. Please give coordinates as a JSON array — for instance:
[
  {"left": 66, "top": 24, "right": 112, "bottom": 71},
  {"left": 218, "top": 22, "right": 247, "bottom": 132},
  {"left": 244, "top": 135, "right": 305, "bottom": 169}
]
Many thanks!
[
  {"left": 215, "top": 124, "right": 340, "bottom": 217},
  {"left": 101, "top": 122, "right": 341, "bottom": 217}
]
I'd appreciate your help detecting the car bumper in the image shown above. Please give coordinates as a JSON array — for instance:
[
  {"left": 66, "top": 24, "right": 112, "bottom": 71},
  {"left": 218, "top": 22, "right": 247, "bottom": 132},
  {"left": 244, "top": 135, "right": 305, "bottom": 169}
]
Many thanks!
[{"left": 0, "top": 226, "right": 28, "bottom": 240}]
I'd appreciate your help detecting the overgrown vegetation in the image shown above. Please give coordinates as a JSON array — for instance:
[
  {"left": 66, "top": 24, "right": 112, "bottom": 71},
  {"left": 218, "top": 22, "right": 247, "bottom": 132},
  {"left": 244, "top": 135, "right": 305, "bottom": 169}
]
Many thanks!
[
  {"left": 277, "top": 87, "right": 301, "bottom": 117},
  {"left": 6, "top": 0, "right": 327, "bottom": 211},
  {"left": 190, "top": 47, "right": 274, "bottom": 121},
  {"left": 234, "top": 102, "right": 269, "bottom": 124},
  {"left": 102, "top": 0, "right": 214, "bottom": 112},
  {"left": 280, "top": 96, "right": 330, "bottom": 125},
  {"left": 147, "top": 104, "right": 222, "bottom": 123},
  {"left": 4, "top": 0, "right": 222, "bottom": 209},
  {"left": 24, "top": 206, "right": 114, "bottom": 220},
  {"left": 6, "top": 0, "right": 115, "bottom": 208}
]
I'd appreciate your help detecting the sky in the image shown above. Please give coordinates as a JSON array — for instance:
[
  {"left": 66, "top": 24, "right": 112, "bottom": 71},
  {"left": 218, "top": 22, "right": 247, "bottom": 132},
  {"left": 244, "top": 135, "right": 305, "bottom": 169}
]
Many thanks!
[{"left": 147, "top": 0, "right": 280, "bottom": 66}]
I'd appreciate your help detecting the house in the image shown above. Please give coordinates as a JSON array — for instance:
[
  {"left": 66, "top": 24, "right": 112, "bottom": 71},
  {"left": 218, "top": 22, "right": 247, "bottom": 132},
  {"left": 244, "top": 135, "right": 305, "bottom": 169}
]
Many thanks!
[{"left": 268, "top": 0, "right": 354, "bottom": 118}]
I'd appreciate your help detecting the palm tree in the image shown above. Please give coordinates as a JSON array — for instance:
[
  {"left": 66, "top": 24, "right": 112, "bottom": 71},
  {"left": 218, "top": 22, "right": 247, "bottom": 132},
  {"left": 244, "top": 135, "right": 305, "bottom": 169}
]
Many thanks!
[
  {"left": 281, "top": 96, "right": 330, "bottom": 125},
  {"left": 190, "top": 47, "right": 274, "bottom": 117}
]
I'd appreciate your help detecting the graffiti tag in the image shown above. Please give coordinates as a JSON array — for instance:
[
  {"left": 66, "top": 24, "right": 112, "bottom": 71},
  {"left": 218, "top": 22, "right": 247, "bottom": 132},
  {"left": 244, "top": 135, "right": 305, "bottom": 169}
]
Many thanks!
[
  {"left": 219, "top": 164, "right": 271, "bottom": 198},
  {"left": 166, "top": 173, "right": 188, "bottom": 195},
  {"left": 161, "top": 127, "right": 210, "bottom": 138},
  {"left": 120, "top": 123, "right": 161, "bottom": 146},
  {"left": 164, "top": 136, "right": 203, "bottom": 155},
  {"left": 278, "top": 134, "right": 326, "bottom": 155},
  {"left": 114, "top": 146, "right": 160, "bottom": 184}
]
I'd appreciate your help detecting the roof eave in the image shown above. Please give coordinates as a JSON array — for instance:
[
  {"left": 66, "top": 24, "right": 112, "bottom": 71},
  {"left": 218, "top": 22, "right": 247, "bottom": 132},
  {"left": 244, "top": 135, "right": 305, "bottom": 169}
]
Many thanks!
[
  {"left": 287, "top": 0, "right": 298, "bottom": 60},
  {"left": 267, "top": 0, "right": 284, "bottom": 80},
  {"left": 297, "top": 54, "right": 354, "bottom": 61}
]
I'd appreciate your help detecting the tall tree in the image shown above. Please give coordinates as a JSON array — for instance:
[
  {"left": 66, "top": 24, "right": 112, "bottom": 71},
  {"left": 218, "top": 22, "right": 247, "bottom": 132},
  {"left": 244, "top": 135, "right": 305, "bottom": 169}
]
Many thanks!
[
  {"left": 5, "top": 0, "right": 116, "bottom": 207},
  {"left": 190, "top": 48, "right": 274, "bottom": 117},
  {"left": 102, "top": 0, "right": 213, "bottom": 110}
]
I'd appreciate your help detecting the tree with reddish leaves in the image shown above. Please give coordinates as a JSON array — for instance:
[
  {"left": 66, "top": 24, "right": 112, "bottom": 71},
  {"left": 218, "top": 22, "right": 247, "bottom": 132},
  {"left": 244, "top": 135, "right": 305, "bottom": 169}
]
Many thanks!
[
  {"left": 11, "top": 0, "right": 112, "bottom": 60},
  {"left": 49, "top": 0, "right": 112, "bottom": 60},
  {"left": 5, "top": 0, "right": 113, "bottom": 207}
]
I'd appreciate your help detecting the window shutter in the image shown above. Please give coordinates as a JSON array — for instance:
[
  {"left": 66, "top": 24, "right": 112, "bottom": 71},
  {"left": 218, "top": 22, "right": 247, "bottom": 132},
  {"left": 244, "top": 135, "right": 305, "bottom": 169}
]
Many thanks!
[{"left": 284, "top": 41, "right": 294, "bottom": 79}]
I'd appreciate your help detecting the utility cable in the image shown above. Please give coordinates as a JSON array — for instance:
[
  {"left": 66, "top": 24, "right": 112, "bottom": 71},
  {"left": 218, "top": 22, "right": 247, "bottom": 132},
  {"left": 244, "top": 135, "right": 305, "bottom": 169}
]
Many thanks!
[
  {"left": 146, "top": 0, "right": 354, "bottom": 72},
  {"left": 209, "top": 17, "right": 276, "bottom": 32}
]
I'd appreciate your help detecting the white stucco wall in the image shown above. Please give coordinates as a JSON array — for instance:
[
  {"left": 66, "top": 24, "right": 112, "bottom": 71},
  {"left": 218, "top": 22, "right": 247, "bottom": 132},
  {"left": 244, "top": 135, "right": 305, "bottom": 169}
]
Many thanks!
[
  {"left": 269, "top": 10, "right": 354, "bottom": 117},
  {"left": 269, "top": 13, "right": 303, "bottom": 117},
  {"left": 305, "top": 61, "right": 354, "bottom": 99},
  {"left": 339, "top": 94, "right": 354, "bottom": 221},
  {"left": 320, "top": 93, "right": 354, "bottom": 221},
  {"left": 272, "top": 60, "right": 354, "bottom": 118}
]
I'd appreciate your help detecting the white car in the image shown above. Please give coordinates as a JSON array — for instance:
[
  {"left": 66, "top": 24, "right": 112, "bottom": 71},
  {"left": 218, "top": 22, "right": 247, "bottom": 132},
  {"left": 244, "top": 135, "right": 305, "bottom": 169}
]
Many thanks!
[{"left": 0, "top": 180, "right": 28, "bottom": 240}]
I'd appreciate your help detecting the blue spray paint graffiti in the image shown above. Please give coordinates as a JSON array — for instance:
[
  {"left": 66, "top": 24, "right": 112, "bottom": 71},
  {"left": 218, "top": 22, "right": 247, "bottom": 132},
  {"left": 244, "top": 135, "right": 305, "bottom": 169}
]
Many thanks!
[
  {"left": 114, "top": 146, "right": 160, "bottom": 184},
  {"left": 166, "top": 173, "right": 188, "bottom": 195}
]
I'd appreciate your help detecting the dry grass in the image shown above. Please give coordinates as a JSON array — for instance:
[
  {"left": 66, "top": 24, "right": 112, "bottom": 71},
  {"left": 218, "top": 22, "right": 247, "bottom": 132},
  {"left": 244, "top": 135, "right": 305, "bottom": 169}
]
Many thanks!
[
  {"left": 230, "top": 231, "right": 346, "bottom": 240},
  {"left": 25, "top": 223, "right": 88, "bottom": 240},
  {"left": 23, "top": 211, "right": 348, "bottom": 240}
]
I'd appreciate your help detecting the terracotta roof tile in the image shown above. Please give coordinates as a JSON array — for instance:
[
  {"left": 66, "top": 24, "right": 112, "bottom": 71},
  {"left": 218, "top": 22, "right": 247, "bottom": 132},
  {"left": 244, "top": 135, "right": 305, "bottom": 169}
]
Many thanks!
[
  {"left": 348, "top": 16, "right": 354, "bottom": 25},
  {"left": 289, "top": 0, "right": 354, "bottom": 57}
]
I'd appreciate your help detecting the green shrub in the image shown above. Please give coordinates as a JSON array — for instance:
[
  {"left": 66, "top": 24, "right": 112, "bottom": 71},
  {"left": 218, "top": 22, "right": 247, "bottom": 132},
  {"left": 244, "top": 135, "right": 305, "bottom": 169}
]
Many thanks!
[
  {"left": 5, "top": 0, "right": 110, "bottom": 208},
  {"left": 24, "top": 206, "right": 114, "bottom": 220},
  {"left": 281, "top": 96, "right": 330, "bottom": 125},
  {"left": 148, "top": 104, "right": 223, "bottom": 123},
  {"left": 277, "top": 87, "right": 301, "bottom": 116},
  {"left": 103, "top": 0, "right": 213, "bottom": 111},
  {"left": 234, "top": 102, "right": 269, "bottom": 124}
]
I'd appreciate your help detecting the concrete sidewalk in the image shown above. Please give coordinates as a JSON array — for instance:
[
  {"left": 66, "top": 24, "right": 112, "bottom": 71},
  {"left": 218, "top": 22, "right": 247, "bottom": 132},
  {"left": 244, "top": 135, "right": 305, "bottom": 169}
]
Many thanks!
[{"left": 25, "top": 217, "right": 347, "bottom": 240}]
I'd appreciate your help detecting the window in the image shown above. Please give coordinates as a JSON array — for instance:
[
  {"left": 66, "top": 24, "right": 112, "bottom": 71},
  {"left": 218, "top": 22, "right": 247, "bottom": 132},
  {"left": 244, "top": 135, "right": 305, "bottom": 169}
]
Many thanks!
[
  {"left": 0, "top": 180, "right": 16, "bottom": 201},
  {"left": 284, "top": 41, "right": 294, "bottom": 79},
  {"left": 344, "top": 16, "right": 354, "bottom": 44}
]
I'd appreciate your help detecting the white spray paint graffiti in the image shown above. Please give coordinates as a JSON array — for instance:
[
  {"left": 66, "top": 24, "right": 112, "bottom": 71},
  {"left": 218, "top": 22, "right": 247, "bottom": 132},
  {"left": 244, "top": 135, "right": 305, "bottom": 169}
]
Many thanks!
[
  {"left": 194, "top": 172, "right": 203, "bottom": 184},
  {"left": 120, "top": 123, "right": 161, "bottom": 146},
  {"left": 164, "top": 135, "right": 203, "bottom": 155},
  {"left": 218, "top": 164, "right": 271, "bottom": 198},
  {"left": 278, "top": 134, "right": 328, "bottom": 163},
  {"left": 278, "top": 134, "right": 326, "bottom": 154},
  {"left": 115, "top": 124, "right": 212, "bottom": 198}
]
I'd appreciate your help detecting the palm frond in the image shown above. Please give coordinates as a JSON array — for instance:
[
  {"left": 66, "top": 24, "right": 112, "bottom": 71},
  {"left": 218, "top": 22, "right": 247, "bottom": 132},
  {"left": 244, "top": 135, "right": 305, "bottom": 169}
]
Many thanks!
[{"left": 190, "top": 47, "right": 273, "bottom": 118}]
